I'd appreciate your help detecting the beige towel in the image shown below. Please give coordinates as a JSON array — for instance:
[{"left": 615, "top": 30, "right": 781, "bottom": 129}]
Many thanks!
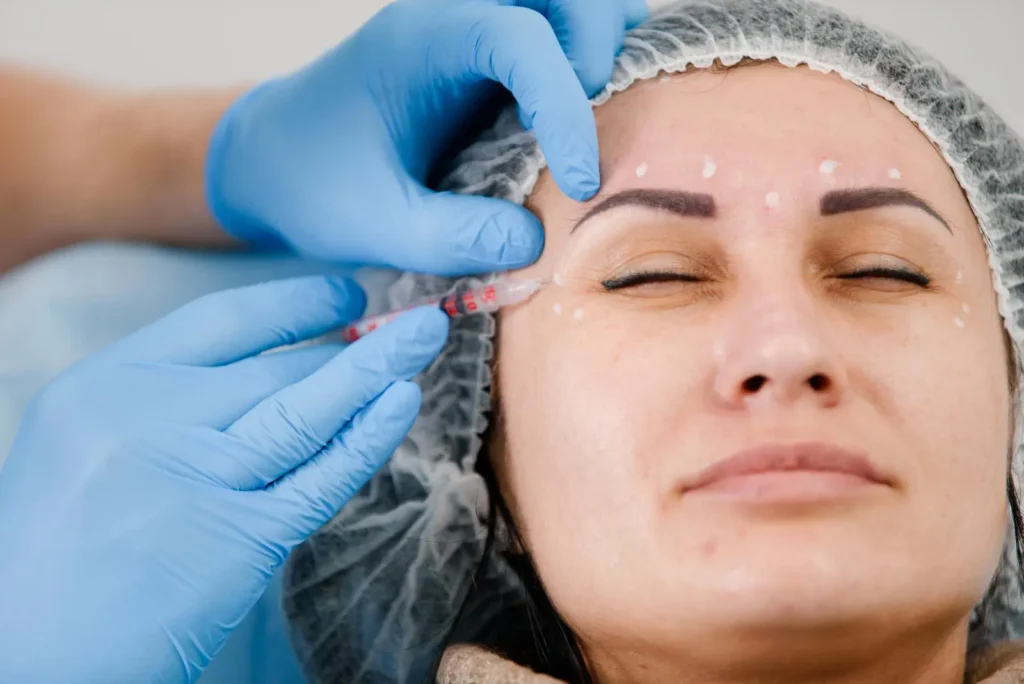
[
  {"left": 967, "top": 641, "right": 1024, "bottom": 683},
  {"left": 438, "top": 645, "right": 562, "bottom": 684},
  {"left": 439, "top": 643, "right": 1024, "bottom": 684}
]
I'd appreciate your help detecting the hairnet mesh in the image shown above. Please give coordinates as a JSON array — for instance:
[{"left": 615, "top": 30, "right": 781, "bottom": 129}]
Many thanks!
[{"left": 284, "top": 1, "right": 1024, "bottom": 681}]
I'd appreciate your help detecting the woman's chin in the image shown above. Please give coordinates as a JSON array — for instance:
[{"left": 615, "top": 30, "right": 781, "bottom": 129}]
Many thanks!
[
  {"left": 634, "top": 520, "right": 945, "bottom": 620},
  {"left": 614, "top": 572, "right": 967, "bottom": 650},
  {"left": 635, "top": 533, "right": 986, "bottom": 641}
]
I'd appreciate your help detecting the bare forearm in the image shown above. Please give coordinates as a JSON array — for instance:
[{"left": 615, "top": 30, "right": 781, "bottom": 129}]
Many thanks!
[{"left": 0, "top": 67, "right": 244, "bottom": 272}]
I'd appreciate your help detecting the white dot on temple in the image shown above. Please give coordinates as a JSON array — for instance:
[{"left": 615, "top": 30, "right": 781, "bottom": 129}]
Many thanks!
[
  {"left": 954, "top": 317, "right": 966, "bottom": 329},
  {"left": 553, "top": 303, "right": 562, "bottom": 315},
  {"left": 553, "top": 272, "right": 564, "bottom": 287},
  {"left": 573, "top": 308, "right": 584, "bottom": 321},
  {"left": 888, "top": 168, "right": 902, "bottom": 180},
  {"left": 636, "top": 162, "right": 649, "bottom": 178},
  {"left": 765, "top": 191, "right": 781, "bottom": 209}
]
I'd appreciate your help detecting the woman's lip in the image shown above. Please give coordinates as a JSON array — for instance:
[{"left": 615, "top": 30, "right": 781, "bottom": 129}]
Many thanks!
[{"left": 677, "top": 442, "right": 893, "bottom": 498}]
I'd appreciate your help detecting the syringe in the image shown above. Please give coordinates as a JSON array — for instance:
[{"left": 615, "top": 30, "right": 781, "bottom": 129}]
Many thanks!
[{"left": 340, "top": 278, "right": 546, "bottom": 343}]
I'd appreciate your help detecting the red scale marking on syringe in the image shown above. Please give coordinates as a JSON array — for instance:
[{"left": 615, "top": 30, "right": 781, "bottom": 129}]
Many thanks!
[
  {"left": 338, "top": 279, "right": 545, "bottom": 343},
  {"left": 463, "top": 291, "right": 478, "bottom": 312}
]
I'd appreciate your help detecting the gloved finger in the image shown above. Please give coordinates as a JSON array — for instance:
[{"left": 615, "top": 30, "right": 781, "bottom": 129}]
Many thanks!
[
  {"left": 512, "top": 0, "right": 623, "bottom": 97},
  {"left": 121, "top": 345, "right": 347, "bottom": 431},
  {"left": 112, "top": 276, "right": 365, "bottom": 366},
  {"left": 452, "top": 4, "right": 600, "bottom": 202},
  {"left": 223, "top": 308, "right": 447, "bottom": 489},
  {"left": 402, "top": 190, "right": 544, "bottom": 275},
  {"left": 624, "top": 0, "right": 648, "bottom": 29},
  {"left": 265, "top": 381, "right": 421, "bottom": 536},
  {"left": 201, "top": 344, "right": 346, "bottom": 430}
]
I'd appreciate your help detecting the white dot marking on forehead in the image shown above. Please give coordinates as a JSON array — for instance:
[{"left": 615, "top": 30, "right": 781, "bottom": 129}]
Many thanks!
[
  {"left": 636, "top": 162, "right": 648, "bottom": 178},
  {"left": 553, "top": 272, "right": 564, "bottom": 287},
  {"left": 962, "top": 303, "right": 971, "bottom": 314},
  {"left": 888, "top": 168, "right": 903, "bottom": 180},
  {"left": 956, "top": 270, "right": 964, "bottom": 284},
  {"left": 765, "top": 191, "right": 781, "bottom": 209},
  {"left": 954, "top": 317, "right": 966, "bottom": 329},
  {"left": 573, "top": 308, "right": 584, "bottom": 321},
  {"left": 819, "top": 160, "right": 841, "bottom": 175},
  {"left": 553, "top": 303, "right": 562, "bottom": 316},
  {"left": 702, "top": 156, "right": 718, "bottom": 179}
]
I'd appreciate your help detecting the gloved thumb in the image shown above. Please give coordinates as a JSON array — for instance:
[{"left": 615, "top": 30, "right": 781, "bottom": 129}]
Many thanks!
[{"left": 401, "top": 191, "right": 545, "bottom": 275}]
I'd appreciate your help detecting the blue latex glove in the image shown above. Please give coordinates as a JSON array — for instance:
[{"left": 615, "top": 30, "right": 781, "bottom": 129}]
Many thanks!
[
  {"left": 0, "top": 276, "right": 449, "bottom": 684},
  {"left": 206, "top": 0, "right": 648, "bottom": 274}
]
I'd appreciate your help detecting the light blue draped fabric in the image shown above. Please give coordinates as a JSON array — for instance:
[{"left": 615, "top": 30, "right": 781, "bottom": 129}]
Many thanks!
[{"left": 0, "top": 242, "right": 338, "bottom": 684}]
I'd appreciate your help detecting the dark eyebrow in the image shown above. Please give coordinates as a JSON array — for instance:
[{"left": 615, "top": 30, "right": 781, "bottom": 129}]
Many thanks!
[
  {"left": 571, "top": 188, "right": 717, "bottom": 233},
  {"left": 820, "top": 187, "right": 952, "bottom": 233}
]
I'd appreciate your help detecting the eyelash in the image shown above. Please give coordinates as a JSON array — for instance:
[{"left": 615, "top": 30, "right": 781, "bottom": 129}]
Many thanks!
[
  {"left": 601, "top": 271, "right": 702, "bottom": 290},
  {"left": 601, "top": 267, "right": 931, "bottom": 291},
  {"left": 836, "top": 267, "right": 931, "bottom": 288}
]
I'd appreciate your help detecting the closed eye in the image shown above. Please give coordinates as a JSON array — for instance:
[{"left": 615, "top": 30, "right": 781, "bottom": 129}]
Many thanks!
[
  {"left": 601, "top": 268, "right": 930, "bottom": 292},
  {"left": 837, "top": 268, "right": 931, "bottom": 288},
  {"left": 602, "top": 271, "right": 703, "bottom": 290}
]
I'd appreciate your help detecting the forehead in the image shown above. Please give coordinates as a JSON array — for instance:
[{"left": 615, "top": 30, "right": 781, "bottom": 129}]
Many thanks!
[
  {"left": 519, "top": 61, "right": 988, "bottom": 280},
  {"left": 583, "top": 63, "right": 965, "bottom": 210}
]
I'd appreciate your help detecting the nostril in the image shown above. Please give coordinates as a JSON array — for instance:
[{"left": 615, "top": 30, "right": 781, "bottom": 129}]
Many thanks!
[
  {"left": 742, "top": 375, "right": 768, "bottom": 393},
  {"left": 808, "top": 374, "right": 831, "bottom": 392}
]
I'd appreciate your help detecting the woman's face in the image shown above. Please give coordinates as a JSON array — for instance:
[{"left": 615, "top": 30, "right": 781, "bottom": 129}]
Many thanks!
[{"left": 496, "top": 64, "right": 1012, "bottom": 675}]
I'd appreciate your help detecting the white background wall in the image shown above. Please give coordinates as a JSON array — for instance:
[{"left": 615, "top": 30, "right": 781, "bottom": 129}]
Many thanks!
[{"left": 0, "top": 0, "right": 1022, "bottom": 130}]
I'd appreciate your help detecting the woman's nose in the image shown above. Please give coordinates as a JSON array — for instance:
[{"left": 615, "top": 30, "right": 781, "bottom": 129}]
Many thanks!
[{"left": 712, "top": 301, "right": 847, "bottom": 410}]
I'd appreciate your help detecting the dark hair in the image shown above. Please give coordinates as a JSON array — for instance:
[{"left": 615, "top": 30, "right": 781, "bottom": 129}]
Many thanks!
[
  {"left": 442, "top": 335, "right": 1024, "bottom": 683},
  {"left": 439, "top": 407, "right": 593, "bottom": 682}
]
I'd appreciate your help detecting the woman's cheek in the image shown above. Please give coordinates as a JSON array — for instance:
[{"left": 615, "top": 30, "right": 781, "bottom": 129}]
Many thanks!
[
  {"left": 537, "top": 321, "right": 701, "bottom": 475},
  {"left": 836, "top": 305, "right": 1009, "bottom": 569}
]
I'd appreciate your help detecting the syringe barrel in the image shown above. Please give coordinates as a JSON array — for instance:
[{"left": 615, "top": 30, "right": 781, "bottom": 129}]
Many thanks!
[
  {"left": 436, "top": 279, "right": 542, "bottom": 316},
  {"left": 340, "top": 279, "right": 544, "bottom": 343}
]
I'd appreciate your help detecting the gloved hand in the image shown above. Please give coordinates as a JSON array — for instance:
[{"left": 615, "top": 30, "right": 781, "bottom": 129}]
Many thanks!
[
  {"left": 0, "top": 276, "right": 448, "bottom": 684},
  {"left": 206, "top": 0, "right": 648, "bottom": 274}
]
